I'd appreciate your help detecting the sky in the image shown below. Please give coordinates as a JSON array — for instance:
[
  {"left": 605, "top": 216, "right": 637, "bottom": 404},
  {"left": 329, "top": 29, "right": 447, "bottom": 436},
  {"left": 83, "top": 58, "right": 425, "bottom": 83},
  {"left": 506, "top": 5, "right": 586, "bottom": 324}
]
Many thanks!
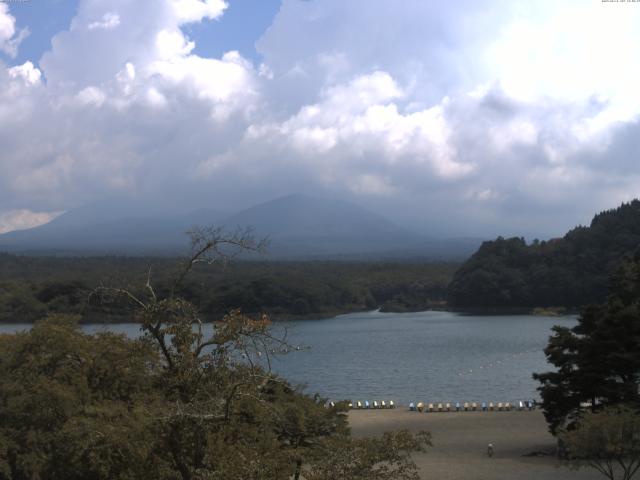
[{"left": 1, "top": 0, "right": 640, "bottom": 238}]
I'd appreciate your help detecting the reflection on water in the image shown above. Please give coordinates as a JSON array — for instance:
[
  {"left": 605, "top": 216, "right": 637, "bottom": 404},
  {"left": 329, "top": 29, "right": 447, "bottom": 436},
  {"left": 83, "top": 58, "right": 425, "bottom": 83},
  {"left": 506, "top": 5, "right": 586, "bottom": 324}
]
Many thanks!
[{"left": 0, "top": 310, "right": 575, "bottom": 405}]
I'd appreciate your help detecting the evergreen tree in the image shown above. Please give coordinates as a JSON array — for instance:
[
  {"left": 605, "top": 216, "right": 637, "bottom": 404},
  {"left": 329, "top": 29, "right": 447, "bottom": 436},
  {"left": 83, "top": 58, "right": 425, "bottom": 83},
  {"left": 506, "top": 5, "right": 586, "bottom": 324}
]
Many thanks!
[{"left": 534, "top": 250, "right": 640, "bottom": 434}]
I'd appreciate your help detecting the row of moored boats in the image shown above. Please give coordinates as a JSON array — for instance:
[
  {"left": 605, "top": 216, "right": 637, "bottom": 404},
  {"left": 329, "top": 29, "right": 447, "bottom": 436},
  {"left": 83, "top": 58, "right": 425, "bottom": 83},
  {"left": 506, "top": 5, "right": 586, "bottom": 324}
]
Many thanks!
[
  {"left": 328, "top": 399, "right": 536, "bottom": 411},
  {"left": 348, "top": 400, "right": 396, "bottom": 409},
  {"left": 408, "top": 400, "right": 536, "bottom": 412}
]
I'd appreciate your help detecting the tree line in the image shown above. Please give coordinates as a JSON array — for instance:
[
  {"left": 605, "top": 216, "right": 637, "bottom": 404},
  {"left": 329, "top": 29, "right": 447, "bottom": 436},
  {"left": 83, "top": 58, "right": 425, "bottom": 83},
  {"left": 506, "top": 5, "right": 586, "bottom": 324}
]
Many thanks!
[
  {"left": 0, "top": 253, "right": 456, "bottom": 323},
  {"left": 449, "top": 200, "right": 640, "bottom": 309}
]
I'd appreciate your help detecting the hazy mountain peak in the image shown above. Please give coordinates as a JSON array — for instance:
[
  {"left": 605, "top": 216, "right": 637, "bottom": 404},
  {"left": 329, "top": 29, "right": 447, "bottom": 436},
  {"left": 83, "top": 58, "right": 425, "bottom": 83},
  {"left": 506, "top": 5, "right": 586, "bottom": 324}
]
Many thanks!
[
  {"left": 0, "top": 194, "right": 481, "bottom": 259},
  {"left": 222, "top": 194, "right": 409, "bottom": 240}
]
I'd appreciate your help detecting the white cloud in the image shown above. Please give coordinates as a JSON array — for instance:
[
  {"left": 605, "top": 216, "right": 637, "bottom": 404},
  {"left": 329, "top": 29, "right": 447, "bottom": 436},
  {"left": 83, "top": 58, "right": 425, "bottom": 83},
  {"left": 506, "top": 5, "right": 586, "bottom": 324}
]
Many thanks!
[
  {"left": 324, "top": 71, "right": 404, "bottom": 110},
  {"left": 0, "top": 3, "right": 28, "bottom": 58},
  {"left": 147, "top": 50, "right": 256, "bottom": 111},
  {"left": 171, "top": 0, "right": 227, "bottom": 24},
  {"left": 145, "top": 87, "right": 167, "bottom": 108},
  {"left": 8, "top": 61, "right": 41, "bottom": 86},
  {"left": 76, "top": 86, "right": 106, "bottom": 107},
  {"left": 242, "top": 71, "right": 471, "bottom": 186},
  {"left": 0, "top": 0, "right": 260, "bottom": 224},
  {"left": 0, "top": 4, "right": 14, "bottom": 44},
  {"left": 0, "top": 209, "right": 64, "bottom": 234},
  {"left": 490, "top": 118, "right": 538, "bottom": 152},
  {"left": 87, "top": 12, "right": 121, "bottom": 30},
  {"left": 155, "top": 29, "right": 195, "bottom": 59},
  {"left": 3, "top": 0, "right": 640, "bottom": 238}
]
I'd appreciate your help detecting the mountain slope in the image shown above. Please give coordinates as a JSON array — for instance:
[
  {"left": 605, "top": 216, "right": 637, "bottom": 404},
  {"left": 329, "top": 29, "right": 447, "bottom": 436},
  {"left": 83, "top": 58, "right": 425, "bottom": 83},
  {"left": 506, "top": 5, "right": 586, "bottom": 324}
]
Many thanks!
[
  {"left": 0, "top": 194, "right": 481, "bottom": 259},
  {"left": 0, "top": 205, "right": 224, "bottom": 254},
  {"left": 448, "top": 200, "right": 640, "bottom": 308},
  {"left": 219, "top": 194, "right": 425, "bottom": 256}
]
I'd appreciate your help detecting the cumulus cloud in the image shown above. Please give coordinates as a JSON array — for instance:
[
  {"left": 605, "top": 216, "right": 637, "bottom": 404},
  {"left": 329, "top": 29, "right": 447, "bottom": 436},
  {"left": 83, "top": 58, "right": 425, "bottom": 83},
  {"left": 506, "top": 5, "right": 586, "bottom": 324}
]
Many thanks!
[
  {"left": 0, "top": 209, "right": 64, "bottom": 234},
  {"left": 237, "top": 71, "right": 471, "bottom": 189},
  {"left": 1, "top": 0, "right": 258, "bottom": 216},
  {"left": 0, "top": 3, "right": 28, "bottom": 58},
  {"left": 8, "top": 61, "right": 41, "bottom": 85},
  {"left": 2, "top": 0, "right": 640, "bottom": 238},
  {"left": 171, "top": 0, "right": 227, "bottom": 24},
  {"left": 87, "top": 12, "right": 121, "bottom": 31},
  {"left": 0, "top": 5, "right": 14, "bottom": 43}
]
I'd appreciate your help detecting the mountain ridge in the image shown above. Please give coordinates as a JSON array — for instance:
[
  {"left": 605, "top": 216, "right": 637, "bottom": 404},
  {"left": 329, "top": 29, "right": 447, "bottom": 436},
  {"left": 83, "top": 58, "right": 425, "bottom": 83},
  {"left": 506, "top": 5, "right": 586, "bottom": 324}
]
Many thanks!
[{"left": 0, "top": 194, "right": 482, "bottom": 259}]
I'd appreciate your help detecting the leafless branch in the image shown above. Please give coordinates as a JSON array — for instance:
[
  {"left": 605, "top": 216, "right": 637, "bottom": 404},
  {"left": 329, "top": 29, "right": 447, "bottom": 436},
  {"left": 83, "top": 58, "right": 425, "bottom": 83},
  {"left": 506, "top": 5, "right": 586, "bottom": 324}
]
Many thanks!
[
  {"left": 146, "top": 266, "right": 157, "bottom": 303},
  {"left": 170, "top": 226, "right": 269, "bottom": 298},
  {"left": 90, "top": 286, "right": 147, "bottom": 310}
]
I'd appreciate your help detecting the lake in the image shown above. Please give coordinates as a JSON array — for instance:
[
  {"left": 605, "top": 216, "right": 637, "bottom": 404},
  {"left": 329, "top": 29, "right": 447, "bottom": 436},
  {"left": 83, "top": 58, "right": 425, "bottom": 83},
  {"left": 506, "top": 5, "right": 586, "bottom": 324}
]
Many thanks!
[{"left": 0, "top": 310, "right": 575, "bottom": 406}]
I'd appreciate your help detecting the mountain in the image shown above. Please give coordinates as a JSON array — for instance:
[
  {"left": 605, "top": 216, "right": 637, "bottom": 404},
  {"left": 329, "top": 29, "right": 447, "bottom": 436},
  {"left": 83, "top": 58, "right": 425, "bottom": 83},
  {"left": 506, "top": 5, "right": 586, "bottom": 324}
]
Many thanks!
[
  {"left": 218, "top": 194, "right": 481, "bottom": 259},
  {"left": 0, "top": 203, "right": 225, "bottom": 255},
  {"left": 219, "top": 194, "right": 421, "bottom": 257},
  {"left": 448, "top": 200, "right": 640, "bottom": 309},
  {"left": 0, "top": 194, "right": 482, "bottom": 259}
]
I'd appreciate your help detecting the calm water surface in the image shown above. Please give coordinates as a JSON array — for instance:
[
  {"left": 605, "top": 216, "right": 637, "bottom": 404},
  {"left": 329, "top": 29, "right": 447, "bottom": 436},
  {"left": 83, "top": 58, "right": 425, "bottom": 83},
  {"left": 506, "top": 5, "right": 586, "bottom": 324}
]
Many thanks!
[{"left": 0, "top": 310, "right": 575, "bottom": 405}]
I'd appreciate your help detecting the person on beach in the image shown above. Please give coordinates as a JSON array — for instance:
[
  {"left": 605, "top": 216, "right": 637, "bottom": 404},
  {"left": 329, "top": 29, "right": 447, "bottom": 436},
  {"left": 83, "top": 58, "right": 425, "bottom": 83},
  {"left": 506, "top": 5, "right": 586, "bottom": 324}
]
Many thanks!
[{"left": 487, "top": 443, "right": 494, "bottom": 458}]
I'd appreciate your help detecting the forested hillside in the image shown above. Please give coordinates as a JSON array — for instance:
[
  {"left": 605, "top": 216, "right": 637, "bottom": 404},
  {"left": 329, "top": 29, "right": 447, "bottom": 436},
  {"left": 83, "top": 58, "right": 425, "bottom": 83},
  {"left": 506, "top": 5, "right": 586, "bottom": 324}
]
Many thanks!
[
  {"left": 448, "top": 200, "right": 640, "bottom": 308},
  {"left": 0, "top": 255, "right": 456, "bottom": 323}
]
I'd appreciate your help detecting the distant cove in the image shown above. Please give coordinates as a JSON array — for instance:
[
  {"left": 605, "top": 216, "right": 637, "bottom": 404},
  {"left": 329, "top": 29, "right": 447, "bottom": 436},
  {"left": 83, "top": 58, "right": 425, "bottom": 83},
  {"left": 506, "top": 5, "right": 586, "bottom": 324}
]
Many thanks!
[{"left": 0, "top": 310, "right": 575, "bottom": 405}]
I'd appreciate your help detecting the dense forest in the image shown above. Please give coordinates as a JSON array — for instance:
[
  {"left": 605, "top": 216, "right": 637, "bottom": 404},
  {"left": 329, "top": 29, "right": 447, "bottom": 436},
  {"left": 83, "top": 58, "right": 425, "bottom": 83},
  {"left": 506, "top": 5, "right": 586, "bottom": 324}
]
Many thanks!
[
  {"left": 4, "top": 200, "right": 638, "bottom": 321},
  {"left": 0, "top": 254, "right": 456, "bottom": 323},
  {"left": 0, "top": 231, "right": 430, "bottom": 479},
  {"left": 448, "top": 200, "right": 640, "bottom": 309}
]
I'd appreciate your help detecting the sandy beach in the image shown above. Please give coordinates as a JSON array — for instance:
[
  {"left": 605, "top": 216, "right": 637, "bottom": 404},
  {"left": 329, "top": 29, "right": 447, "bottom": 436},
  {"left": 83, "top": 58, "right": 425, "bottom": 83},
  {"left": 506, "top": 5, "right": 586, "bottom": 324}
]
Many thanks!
[{"left": 349, "top": 409, "right": 601, "bottom": 480}]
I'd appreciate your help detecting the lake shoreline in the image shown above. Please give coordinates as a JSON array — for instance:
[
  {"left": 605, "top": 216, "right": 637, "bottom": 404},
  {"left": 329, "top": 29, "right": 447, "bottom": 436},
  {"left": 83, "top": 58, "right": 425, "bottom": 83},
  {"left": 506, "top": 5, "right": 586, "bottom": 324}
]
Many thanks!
[{"left": 0, "top": 305, "right": 578, "bottom": 325}]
